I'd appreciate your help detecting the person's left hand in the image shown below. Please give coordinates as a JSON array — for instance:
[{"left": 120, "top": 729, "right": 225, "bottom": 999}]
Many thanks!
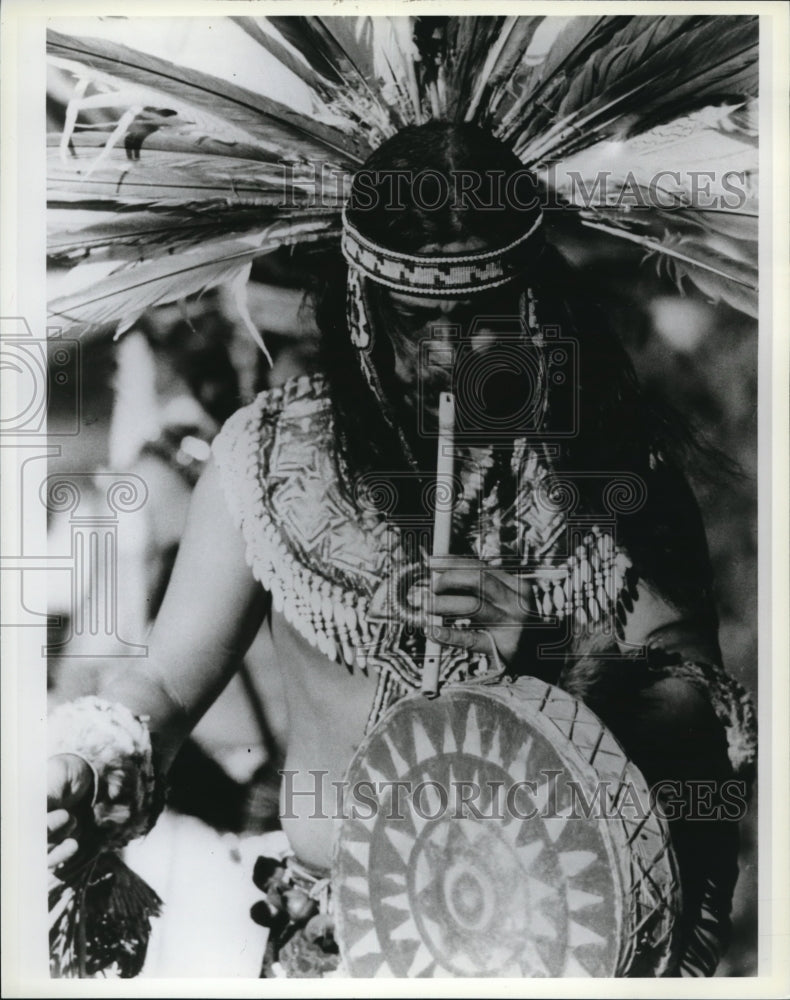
[{"left": 423, "top": 557, "right": 538, "bottom": 668}]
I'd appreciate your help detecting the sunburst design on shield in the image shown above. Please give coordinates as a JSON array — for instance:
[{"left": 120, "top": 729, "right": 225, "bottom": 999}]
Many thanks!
[{"left": 334, "top": 679, "right": 680, "bottom": 977}]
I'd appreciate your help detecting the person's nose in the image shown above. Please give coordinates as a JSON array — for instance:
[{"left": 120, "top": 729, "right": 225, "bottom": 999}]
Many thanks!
[
  {"left": 432, "top": 299, "right": 472, "bottom": 317},
  {"left": 433, "top": 298, "right": 472, "bottom": 316}
]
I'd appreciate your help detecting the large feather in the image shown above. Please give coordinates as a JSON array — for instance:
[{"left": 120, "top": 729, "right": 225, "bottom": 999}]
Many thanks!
[
  {"left": 578, "top": 219, "right": 757, "bottom": 317},
  {"left": 463, "top": 16, "right": 544, "bottom": 126},
  {"left": 496, "top": 16, "right": 625, "bottom": 140},
  {"left": 231, "top": 17, "right": 338, "bottom": 96},
  {"left": 47, "top": 205, "right": 338, "bottom": 263},
  {"left": 234, "top": 16, "right": 401, "bottom": 144},
  {"left": 48, "top": 29, "right": 369, "bottom": 164},
  {"left": 51, "top": 119, "right": 296, "bottom": 165},
  {"left": 538, "top": 100, "right": 757, "bottom": 299},
  {"left": 48, "top": 140, "right": 349, "bottom": 210},
  {"left": 543, "top": 102, "right": 758, "bottom": 214},
  {"left": 507, "top": 16, "right": 758, "bottom": 163},
  {"left": 265, "top": 16, "right": 416, "bottom": 132},
  {"left": 441, "top": 16, "right": 504, "bottom": 121},
  {"left": 49, "top": 222, "right": 337, "bottom": 335}
]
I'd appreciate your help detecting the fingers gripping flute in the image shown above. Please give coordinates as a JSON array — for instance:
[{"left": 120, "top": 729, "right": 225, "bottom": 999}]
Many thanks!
[{"left": 421, "top": 391, "right": 454, "bottom": 698}]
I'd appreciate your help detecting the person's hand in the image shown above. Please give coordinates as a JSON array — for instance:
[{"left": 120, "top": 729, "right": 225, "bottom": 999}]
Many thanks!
[
  {"left": 47, "top": 753, "right": 94, "bottom": 871},
  {"left": 424, "top": 556, "right": 537, "bottom": 668}
]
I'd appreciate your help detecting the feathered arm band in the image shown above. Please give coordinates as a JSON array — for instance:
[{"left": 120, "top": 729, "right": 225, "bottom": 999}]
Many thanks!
[{"left": 48, "top": 697, "right": 167, "bottom": 978}]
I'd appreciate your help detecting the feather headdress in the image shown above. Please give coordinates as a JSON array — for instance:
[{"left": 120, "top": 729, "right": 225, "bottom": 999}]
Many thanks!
[{"left": 47, "top": 13, "right": 758, "bottom": 344}]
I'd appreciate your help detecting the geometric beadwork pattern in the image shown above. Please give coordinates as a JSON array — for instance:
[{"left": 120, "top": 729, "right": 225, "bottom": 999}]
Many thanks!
[
  {"left": 212, "top": 374, "right": 632, "bottom": 678},
  {"left": 341, "top": 211, "right": 543, "bottom": 297}
]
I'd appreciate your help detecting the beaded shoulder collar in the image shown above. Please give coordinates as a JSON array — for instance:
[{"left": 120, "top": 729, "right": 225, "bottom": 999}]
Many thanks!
[{"left": 212, "top": 373, "right": 631, "bottom": 726}]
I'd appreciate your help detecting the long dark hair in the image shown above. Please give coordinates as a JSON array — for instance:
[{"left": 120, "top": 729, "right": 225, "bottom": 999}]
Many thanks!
[{"left": 311, "top": 122, "right": 725, "bottom": 602}]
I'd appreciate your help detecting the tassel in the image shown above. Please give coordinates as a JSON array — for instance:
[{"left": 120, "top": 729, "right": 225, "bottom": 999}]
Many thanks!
[{"left": 50, "top": 853, "right": 162, "bottom": 978}]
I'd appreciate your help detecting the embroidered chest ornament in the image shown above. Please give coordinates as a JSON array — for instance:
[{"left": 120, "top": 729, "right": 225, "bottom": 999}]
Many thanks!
[{"left": 211, "top": 373, "right": 635, "bottom": 732}]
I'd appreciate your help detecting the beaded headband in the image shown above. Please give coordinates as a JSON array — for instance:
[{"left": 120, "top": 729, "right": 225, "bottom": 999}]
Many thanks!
[{"left": 341, "top": 206, "right": 543, "bottom": 296}]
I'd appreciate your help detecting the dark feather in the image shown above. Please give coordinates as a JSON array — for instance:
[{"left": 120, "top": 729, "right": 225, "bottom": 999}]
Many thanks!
[
  {"left": 48, "top": 29, "right": 369, "bottom": 164},
  {"left": 510, "top": 16, "right": 758, "bottom": 163},
  {"left": 48, "top": 143, "right": 347, "bottom": 210},
  {"left": 50, "top": 854, "right": 162, "bottom": 978}
]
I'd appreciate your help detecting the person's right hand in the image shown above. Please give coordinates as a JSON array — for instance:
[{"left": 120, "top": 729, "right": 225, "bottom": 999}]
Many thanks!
[{"left": 47, "top": 754, "right": 94, "bottom": 871}]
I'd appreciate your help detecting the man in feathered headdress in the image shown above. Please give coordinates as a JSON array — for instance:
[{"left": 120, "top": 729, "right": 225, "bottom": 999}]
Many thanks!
[{"left": 45, "top": 15, "right": 757, "bottom": 979}]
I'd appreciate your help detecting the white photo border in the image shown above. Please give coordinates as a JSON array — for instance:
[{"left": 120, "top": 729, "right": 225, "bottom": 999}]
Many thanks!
[{"left": 1, "top": 1, "right": 787, "bottom": 996}]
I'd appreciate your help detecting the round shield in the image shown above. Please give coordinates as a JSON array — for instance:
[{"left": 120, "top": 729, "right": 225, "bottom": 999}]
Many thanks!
[{"left": 333, "top": 677, "right": 680, "bottom": 977}]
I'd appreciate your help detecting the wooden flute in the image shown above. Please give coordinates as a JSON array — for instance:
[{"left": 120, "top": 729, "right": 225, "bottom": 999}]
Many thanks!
[{"left": 421, "top": 391, "right": 455, "bottom": 698}]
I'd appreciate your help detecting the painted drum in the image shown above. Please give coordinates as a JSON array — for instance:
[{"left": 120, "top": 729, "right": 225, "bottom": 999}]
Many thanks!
[{"left": 333, "top": 677, "right": 681, "bottom": 978}]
